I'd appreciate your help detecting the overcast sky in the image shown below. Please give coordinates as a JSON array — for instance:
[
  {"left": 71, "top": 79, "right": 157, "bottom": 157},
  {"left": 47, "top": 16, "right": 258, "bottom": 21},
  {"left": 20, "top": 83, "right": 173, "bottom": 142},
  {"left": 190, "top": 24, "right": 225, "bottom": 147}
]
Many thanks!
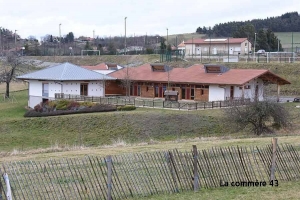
[{"left": 0, "top": 0, "right": 299, "bottom": 39}]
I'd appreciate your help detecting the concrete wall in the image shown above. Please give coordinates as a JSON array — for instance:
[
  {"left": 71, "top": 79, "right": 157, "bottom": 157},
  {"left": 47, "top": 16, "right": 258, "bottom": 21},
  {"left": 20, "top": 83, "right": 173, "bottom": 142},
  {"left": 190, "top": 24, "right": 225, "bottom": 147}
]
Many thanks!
[
  {"left": 88, "top": 81, "right": 104, "bottom": 96},
  {"left": 28, "top": 80, "right": 42, "bottom": 97},
  {"left": 223, "top": 78, "right": 264, "bottom": 101},
  {"left": 209, "top": 85, "right": 225, "bottom": 101},
  {"left": 27, "top": 80, "right": 106, "bottom": 108}
]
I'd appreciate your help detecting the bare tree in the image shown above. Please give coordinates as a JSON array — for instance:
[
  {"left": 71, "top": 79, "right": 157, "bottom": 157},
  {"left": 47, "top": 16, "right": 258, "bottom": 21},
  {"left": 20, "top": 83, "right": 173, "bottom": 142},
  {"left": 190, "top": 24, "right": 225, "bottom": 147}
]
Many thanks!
[
  {"left": 223, "top": 100, "right": 291, "bottom": 135},
  {"left": 0, "top": 53, "right": 23, "bottom": 98},
  {"left": 120, "top": 66, "right": 134, "bottom": 97}
]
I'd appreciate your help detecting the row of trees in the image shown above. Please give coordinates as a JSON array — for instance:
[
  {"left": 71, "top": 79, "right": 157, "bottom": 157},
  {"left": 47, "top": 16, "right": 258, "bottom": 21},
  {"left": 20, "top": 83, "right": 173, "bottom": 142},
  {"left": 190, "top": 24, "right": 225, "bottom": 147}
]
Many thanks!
[
  {"left": 196, "top": 12, "right": 300, "bottom": 37},
  {"left": 195, "top": 12, "right": 299, "bottom": 52}
]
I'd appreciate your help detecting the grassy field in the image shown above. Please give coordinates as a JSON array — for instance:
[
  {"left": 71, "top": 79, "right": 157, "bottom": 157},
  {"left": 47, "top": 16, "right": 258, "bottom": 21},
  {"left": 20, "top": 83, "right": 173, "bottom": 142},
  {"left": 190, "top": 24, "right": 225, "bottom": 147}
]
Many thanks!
[
  {"left": 129, "top": 180, "right": 300, "bottom": 200},
  {"left": 162, "top": 33, "right": 206, "bottom": 43},
  {"left": 26, "top": 54, "right": 160, "bottom": 66},
  {"left": 275, "top": 32, "right": 300, "bottom": 49},
  {"left": 1, "top": 90, "right": 300, "bottom": 162}
]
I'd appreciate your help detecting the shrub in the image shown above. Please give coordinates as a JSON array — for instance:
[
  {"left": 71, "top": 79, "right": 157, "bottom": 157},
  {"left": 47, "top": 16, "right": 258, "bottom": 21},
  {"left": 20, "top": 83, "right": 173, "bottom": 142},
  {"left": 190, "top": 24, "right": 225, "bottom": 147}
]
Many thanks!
[
  {"left": 80, "top": 101, "right": 94, "bottom": 108},
  {"left": 117, "top": 105, "right": 136, "bottom": 111},
  {"left": 56, "top": 100, "right": 70, "bottom": 110},
  {"left": 223, "top": 100, "right": 291, "bottom": 135},
  {"left": 34, "top": 103, "right": 43, "bottom": 112},
  {"left": 24, "top": 104, "right": 117, "bottom": 117},
  {"left": 67, "top": 101, "right": 80, "bottom": 110}
]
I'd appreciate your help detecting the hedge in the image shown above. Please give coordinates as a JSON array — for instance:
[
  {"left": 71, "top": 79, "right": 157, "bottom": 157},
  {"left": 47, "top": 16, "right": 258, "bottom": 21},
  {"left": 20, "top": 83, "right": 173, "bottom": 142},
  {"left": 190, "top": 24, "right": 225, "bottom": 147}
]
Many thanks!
[
  {"left": 24, "top": 104, "right": 117, "bottom": 117},
  {"left": 117, "top": 105, "right": 136, "bottom": 111}
]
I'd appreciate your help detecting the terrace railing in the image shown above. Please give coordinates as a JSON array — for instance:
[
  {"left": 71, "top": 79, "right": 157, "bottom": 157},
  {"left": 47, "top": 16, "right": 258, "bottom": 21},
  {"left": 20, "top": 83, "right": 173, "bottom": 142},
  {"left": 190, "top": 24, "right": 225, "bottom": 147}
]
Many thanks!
[{"left": 54, "top": 93, "right": 250, "bottom": 110}]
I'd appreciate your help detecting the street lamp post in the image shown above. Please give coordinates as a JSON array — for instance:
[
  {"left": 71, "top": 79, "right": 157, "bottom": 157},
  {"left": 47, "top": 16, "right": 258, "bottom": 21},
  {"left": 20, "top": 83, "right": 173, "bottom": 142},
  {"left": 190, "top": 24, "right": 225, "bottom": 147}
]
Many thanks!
[
  {"left": 124, "top": 17, "right": 127, "bottom": 55},
  {"left": 254, "top": 33, "right": 257, "bottom": 61}
]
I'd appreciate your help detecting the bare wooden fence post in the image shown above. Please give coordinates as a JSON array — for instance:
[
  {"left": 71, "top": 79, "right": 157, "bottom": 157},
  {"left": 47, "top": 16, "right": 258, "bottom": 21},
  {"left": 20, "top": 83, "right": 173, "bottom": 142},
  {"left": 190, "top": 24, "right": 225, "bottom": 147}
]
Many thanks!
[
  {"left": 0, "top": 177, "right": 3, "bottom": 200},
  {"left": 106, "top": 156, "right": 112, "bottom": 200},
  {"left": 193, "top": 145, "right": 199, "bottom": 191},
  {"left": 168, "top": 151, "right": 179, "bottom": 193},
  {"left": 270, "top": 138, "right": 278, "bottom": 181}
]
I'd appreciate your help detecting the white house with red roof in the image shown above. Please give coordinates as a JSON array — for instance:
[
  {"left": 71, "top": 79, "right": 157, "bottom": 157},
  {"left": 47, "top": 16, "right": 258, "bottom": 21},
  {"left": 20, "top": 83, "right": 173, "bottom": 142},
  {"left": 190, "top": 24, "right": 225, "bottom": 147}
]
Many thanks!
[{"left": 184, "top": 38, "right": 252, "bottom": 56}]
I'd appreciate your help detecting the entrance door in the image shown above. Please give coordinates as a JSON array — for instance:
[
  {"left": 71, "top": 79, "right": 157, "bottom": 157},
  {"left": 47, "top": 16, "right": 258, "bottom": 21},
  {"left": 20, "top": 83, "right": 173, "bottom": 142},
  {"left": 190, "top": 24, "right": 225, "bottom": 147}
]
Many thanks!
[
  {"left": 230, "top": 86, "right": 234, "bottom": 99},
  {"left": 134, "top": 85, "right": 138, "bottom": 96},
  {"left": 186, "top": 88, "right": 190, "bottom": 99},
  {"left": 230, "top": 47, "right": 233, "bottom": 55},
  {"left": 255, "top": 85, "right": 259, "bottom": 101},
  {"left": 80, "top": 83, "right": 88, "bottom": 96},
  {"left": 182, "top": 88, "right": 186, "bottom": 99},
  {"left": 191, "top": 88, "right": 195, "bottom": 100},
  {"left": 159, "top": 87, "right": 163, "bottom": 97}
]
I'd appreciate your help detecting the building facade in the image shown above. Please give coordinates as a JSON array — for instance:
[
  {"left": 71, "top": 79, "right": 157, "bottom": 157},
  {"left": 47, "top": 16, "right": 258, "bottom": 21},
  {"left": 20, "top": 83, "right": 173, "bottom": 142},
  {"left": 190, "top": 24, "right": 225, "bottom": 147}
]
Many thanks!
[{"left": 184, "top": 38, "right": 252, "bottom": 56}]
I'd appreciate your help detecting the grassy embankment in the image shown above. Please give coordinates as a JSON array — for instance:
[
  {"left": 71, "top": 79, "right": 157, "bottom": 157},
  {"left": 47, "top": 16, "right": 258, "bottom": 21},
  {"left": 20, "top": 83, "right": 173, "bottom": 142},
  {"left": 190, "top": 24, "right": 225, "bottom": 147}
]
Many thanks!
[
  {"left": 0, "top": 88, "right": 300, "bottom": 159},
  {"left": 129, "top": 180, "right": 300, "bottom": 200}
]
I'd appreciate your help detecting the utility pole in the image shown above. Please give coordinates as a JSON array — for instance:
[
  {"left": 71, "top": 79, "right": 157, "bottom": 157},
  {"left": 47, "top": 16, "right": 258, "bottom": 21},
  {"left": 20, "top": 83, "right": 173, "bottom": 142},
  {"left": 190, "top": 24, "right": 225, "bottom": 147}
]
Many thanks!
[
  {"left": 254, "top": 33, "right": 257, "bottom": 61},
  {"left": 15, "top": 30, "right": 17, "bottom": 51},
  {"left": 192, "top": 37, "right": 193, "bottom": 59},
  {"left": 93, "top": 30, "right": 95, "bottom": 39},
  {"left": 59, "top": 23, "right": 62, "bottom": 55},
  {"left": 292, "top": 32, "right": 294, "bottom": 52},
  {"left": 125, "top": 17, "right": 127, "bottom": 55},
  {"left": 166, "top": 28, "right": 168, "bottom": 46},
  {"left": 227, "top": 37, "right": 229, "bottom": 62},
  {"left": 247, "top": 34, "right": 249, "bottom": 61}
]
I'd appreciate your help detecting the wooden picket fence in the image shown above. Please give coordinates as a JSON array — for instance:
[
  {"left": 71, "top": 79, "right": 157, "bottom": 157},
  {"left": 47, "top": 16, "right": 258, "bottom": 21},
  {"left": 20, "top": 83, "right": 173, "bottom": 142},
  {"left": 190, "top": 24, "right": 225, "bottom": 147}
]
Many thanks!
[{"left": 0, "top": 142, "right": 300, "bottom": 200}]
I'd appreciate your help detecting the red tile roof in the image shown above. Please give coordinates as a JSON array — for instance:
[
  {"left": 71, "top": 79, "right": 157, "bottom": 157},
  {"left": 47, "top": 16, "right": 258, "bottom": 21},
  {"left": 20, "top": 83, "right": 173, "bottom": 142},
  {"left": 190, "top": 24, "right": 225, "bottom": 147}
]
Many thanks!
[
  {"left": 185, "top": 38, "right": 248, "bottom": 44},
  {"left": 109, "top": 64, "right": 290, "bottom": 85},
  {"left": 82, "top": 63, "right": 107, "bottom": 70}
]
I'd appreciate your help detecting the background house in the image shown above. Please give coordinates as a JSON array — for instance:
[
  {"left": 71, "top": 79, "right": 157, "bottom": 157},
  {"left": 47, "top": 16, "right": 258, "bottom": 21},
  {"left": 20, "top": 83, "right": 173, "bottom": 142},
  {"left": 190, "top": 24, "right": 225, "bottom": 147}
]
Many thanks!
[
  {"left": 17, "top": 62, "right": 116, "bottom": 108},
  {"left": 184, "top": 38, "right": 252, "bottom": 56}
]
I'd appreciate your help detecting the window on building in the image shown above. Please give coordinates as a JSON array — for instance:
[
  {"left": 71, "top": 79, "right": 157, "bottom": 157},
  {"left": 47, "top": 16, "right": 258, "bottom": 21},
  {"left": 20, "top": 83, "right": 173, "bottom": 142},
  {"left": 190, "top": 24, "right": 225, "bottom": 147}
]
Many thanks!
[
  {"left": 80, "top": 83, "right": 88, "bottom": 96},
  {"left": 155, "top": 86, "right": 159, "bottom": 97},
  {"left": 42, "top": 83, "right": 49, "bottom": 97}
]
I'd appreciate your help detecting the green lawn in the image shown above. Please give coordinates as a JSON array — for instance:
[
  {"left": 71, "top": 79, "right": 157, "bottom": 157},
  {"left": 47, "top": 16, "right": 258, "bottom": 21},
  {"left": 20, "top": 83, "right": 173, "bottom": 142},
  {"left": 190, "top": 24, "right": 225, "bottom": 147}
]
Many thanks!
[
  {"left": 129, "top": 180, "right": 300, "bottom": 200},
  {"left": 1, "top": 90, "right": 300, "bottom": 153}
]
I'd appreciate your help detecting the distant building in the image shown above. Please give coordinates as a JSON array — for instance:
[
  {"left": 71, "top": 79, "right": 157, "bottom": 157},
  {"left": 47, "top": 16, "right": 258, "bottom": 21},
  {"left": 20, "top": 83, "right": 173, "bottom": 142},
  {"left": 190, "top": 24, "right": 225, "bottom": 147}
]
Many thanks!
[{"left": 185, "top": 38, "right": 252, "bottom": 56}]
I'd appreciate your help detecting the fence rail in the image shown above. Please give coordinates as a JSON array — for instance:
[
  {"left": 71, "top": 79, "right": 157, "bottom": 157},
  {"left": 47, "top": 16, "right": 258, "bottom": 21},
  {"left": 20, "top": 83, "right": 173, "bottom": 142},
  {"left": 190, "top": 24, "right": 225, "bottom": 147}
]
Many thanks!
[
  {"left": 1, "top": 142, "right": 299, "bottom": 199},
  {"left": 54, "top": 93, "right": 251, "bottom": 111}
]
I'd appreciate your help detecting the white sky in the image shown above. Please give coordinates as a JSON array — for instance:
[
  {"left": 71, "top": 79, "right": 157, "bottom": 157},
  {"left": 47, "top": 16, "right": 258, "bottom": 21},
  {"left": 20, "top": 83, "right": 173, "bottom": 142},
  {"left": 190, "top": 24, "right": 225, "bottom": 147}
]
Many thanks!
[{"left": 0, "top": 0, "right": 299, "bottom": 39}]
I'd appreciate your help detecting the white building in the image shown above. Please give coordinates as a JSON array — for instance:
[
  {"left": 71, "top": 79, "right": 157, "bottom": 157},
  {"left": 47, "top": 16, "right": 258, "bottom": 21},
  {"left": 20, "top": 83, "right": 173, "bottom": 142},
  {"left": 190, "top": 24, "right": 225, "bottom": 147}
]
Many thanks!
[
  {"left": 185, "top": 38, "right": 252, "bottom": 56},
  {"left": 17, "top": 62, "right": 116, "bottom": 108}
]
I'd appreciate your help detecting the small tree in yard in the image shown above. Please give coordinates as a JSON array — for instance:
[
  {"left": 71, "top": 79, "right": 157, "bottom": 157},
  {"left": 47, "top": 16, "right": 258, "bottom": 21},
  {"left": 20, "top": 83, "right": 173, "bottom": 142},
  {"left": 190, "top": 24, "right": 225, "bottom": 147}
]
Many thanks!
[
  {"left": 120, "top": 67, "right": 134, "bottom": 97},
  {"left": 224, "top": 100, "right": 291, "bottom": 135},
  {"left": 0, "top": 53, "right": 23, "bottom": 98}
]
